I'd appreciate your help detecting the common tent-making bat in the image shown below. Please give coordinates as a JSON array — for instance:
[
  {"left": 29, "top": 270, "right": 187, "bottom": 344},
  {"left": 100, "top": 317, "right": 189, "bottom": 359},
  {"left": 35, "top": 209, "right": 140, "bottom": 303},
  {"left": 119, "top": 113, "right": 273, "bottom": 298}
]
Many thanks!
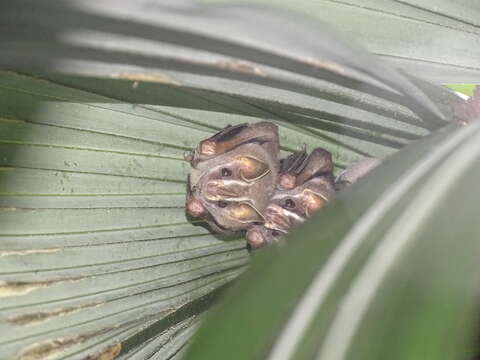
[
  {"left": 185, "top": 122, "right": 381, "bottom": 249},
  {"left": 185, "top": 122, "right": 280, "bottom": 232},
  {"left": 246, "top": 151, "right": 382, "bottom": 249},
  {"left": 246, "top": 148, "right": 336, "bottom": 249}
]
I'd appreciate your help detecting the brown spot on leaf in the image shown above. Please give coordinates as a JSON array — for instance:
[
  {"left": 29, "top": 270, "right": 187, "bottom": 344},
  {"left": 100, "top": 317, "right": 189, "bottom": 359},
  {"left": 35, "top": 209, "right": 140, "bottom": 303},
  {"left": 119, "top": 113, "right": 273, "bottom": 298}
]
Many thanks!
[
  {"left": 301, "top": 57, "right": 346, "bottom": 75},
  {"left": 0, "top": 248, "right": 61, "bottom": 257},
  {"left": 0, "top": 277, "right": 83, "bottom": 298},
  {"left": 7, "top": 302, "right": 103, "bottom": 327},
  {"left": 84, "top": 343, "right": 122, "bottom": 360},
  {"left": 111, "top": 73, "right": 179, "bottom": 85},
  {"left": 214, "top": 60, "right": 266, "bottom": 76},
  {"left": 16, "top": 327, "right": 117, "bottom": 360}
]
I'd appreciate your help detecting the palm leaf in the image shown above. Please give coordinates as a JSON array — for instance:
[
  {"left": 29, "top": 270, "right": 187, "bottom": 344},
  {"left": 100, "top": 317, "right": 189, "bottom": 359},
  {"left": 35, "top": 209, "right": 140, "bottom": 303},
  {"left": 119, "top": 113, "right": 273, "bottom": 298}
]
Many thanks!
[
  {"left": 187, "top": 121, "right": 480, "bottom": 360},
  {"left": 0, "top": 1, "right": 473, "bottom": 359},
  {"left": 201, "top": 0, "right": 480, "bottom": 83}
]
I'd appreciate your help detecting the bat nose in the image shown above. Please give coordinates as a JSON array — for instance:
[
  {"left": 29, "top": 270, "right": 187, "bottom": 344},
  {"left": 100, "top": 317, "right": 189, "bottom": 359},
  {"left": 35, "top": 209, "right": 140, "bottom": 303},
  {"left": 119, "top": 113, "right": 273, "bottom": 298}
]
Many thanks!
[
  {"left": 205, "top": 180, "right": 242, "bottom": 200},
  {"left": 278, "top": 173, "right": 296, "bottom": 189},
  {"left": 265, "top": 204, "right": 291, "bottom": 231},
  {"left": 186, "top": 197, "right": 206, "bottom": 218},
  {"left": 246, "top": 227, "right": 266, "bottom": 249}
]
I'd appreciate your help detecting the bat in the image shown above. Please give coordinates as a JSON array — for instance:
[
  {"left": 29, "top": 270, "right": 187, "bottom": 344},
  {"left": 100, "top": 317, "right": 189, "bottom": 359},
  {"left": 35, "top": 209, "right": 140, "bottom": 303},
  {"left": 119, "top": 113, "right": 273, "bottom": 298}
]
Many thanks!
[
  {"left": 278, "top": 147, "right": 333, "bottom": 190},
  {"left": 246, "top": 148, "right": 336, "bottom": 249},
  {"left": 185, "top": 122, "right": 280, "bottom": 232}
]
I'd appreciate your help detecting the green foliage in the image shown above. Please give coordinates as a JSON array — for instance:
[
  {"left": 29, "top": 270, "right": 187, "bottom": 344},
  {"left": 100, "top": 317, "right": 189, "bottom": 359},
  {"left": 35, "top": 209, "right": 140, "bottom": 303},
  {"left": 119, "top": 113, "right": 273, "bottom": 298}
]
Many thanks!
[
  {"left": 447, "top": 84, "right": 477, "bottom": 97},
  {"left": 201, "top": 0, "right": 480, "bottom": 83},
  {"left": 0, "top": 1, "right": 479, "bottom": 359},
  {"left": 187, "top": 123, "right": 480, "bottom": 360}
]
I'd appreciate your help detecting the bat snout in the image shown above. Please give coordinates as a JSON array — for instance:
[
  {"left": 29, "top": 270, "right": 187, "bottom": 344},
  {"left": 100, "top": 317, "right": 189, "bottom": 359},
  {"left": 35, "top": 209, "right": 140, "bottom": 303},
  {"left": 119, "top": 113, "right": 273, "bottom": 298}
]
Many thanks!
[
  {"left": 205, "top": 180, "right": 242, "bottom": 200},
  {"left": 265, "top": 204, "right": 291, "bottom": 231},
  {"left": 278, "top": 173, "right": 296, "bottom": 189},
  {"left": 246, "top": 227, "right": 267, "bottom": 249},
  {"left": 186, "top": 197, "right": 206, "bottom": 218}
]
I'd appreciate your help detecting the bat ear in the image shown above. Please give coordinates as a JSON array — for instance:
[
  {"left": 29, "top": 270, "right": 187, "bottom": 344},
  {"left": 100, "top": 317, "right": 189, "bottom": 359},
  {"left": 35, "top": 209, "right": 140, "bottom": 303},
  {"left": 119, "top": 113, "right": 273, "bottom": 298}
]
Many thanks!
[
  {"left": 297, "top": 174, "right": 336, "bottom": 217},
  {"left": 196, "top": 124, "right": 248, "bottom": 156},
  {"left": 300, "top": 189, "right": 329, "bottom": 217},
  {"left": 278, "top": 149, "right": 308, "bottom": 189},
  {"left": 198, "top": 122, "right": 278, "bottom": 157},
  {"left": 236, "top": 156, "right": 270, "bottom": 182},
  {"left": 278, "top": 147, "right": 333, "bottom": 189},
  {"left": 225, "top": 203, "right": 264, "bottom": 223},
  {"left": 210, "top": 123, "right": 250, "bottom": 142},
  {"left": 280, "top": 148, "right": 308, "bottom": 173},
  {"left": 294, "top": 148, "right": 334, "bottom": 186}
]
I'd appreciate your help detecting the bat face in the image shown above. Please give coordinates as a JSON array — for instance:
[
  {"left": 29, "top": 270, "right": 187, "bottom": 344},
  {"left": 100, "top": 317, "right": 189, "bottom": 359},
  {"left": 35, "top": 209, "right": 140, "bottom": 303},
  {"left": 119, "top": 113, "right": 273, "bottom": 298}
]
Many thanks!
[
  {"left": 267, "top": 175, "right": 335, "bottom": 228},
  {"left": 246, "top": 148, "right": 336, "bottom": 249},
  {"left": 246, "top": 175, "right": 335, "bottom": 248},
  {"left": 186, "top": 125, "right": 344, "bottom": 249},
  {"left": 186, "top": 122, "right": 279, "bottom": 232},
  {"left": 270, "top": 147, "right": 335, "bottom": 228}
]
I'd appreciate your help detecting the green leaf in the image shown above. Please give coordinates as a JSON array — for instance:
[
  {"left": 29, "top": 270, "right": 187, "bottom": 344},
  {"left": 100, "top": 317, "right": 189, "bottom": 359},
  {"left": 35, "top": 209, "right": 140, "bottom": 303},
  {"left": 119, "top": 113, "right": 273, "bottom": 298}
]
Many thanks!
[
  {"left": 200, "top": 0, "right": 480, "bottom": 83},
  {"left": 0, "top": 1, "right": 472, "bottom": 359},
  {"left": 447, "top": 84, "right": 477, "bottom": 97},
  {"left": 2, "top": 0, "right": 459, "bottom": 123},
  {"left": 186, "top": 122, "right": 480, "bottom": 360}
]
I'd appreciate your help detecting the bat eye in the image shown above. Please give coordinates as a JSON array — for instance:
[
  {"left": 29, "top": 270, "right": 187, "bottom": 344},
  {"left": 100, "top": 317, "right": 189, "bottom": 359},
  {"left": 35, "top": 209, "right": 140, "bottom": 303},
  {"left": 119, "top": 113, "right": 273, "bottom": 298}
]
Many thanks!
[
  {"left": 283, "top": 199, "right": 296, "bottom": 209},
  {"left": 271, "top": 230, "right": 280, "bottom": 237},
  {"left": 221, "top": 168, "right": 232, "bottom": 177},
  {"left": 217, "top": 200, "right": 228, "bottom": 208}
]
